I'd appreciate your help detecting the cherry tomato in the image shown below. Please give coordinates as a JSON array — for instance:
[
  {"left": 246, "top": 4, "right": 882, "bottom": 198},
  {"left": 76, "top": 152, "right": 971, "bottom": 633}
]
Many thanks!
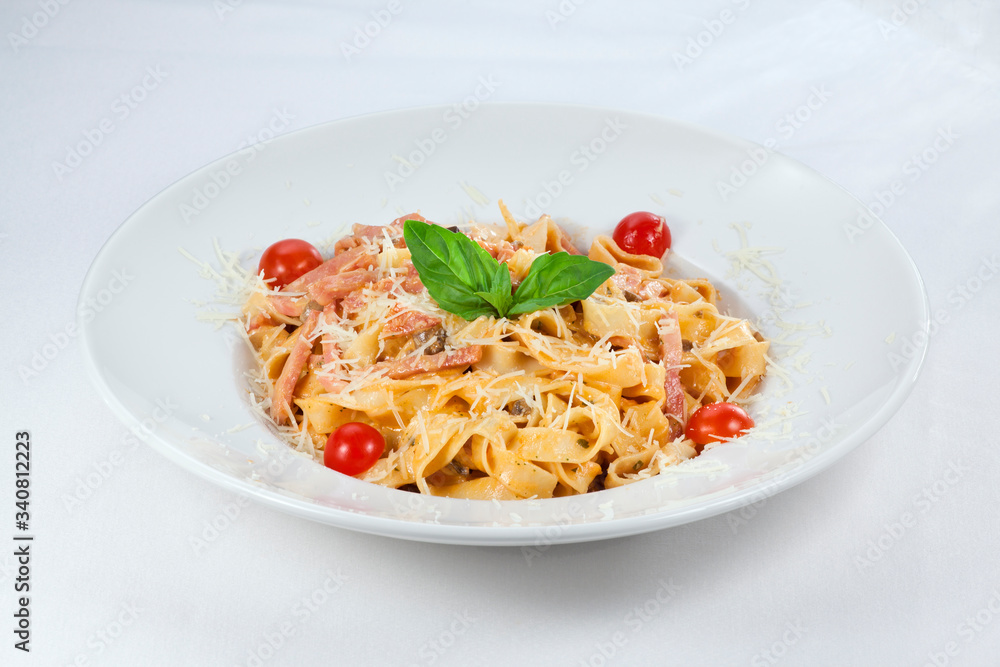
[
  {"left": 612, "top": 212, "right": 671, "bottom": 258},
  {"left": 685, "top": 402, "right": 754, "bottom": 446},
  {"left": 258, "top": 239, "right": 323, "bottom": 289},
  {"left": 323, "top": 422, "right": 385, "bottom": 476}
]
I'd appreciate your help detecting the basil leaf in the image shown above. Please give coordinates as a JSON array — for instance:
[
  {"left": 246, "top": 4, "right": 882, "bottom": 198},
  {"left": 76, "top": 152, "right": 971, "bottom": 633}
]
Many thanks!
[
  {"left": 403, "top": 219, "right": 500, "bottom": 320},
  {"left": 508, "top": 252, "right": 615, "bottom": 316},
  {"left": 475, "top": 261, "right": 513, "bottom": 316},
  {"left": 404, "top": 219, "right": 613, "bottom": 321}
]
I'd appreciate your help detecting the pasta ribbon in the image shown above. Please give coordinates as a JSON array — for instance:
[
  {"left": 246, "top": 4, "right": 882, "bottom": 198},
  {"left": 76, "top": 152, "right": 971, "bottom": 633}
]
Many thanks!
[{"left": 244, "top": 207, "right": 769, "bottom": 498}]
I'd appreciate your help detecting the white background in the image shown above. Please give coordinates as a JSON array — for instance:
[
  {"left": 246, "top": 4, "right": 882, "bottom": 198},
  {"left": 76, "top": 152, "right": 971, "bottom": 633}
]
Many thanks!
[{"left": 3, "top": 1, "right": 1000, "bottom": 665}]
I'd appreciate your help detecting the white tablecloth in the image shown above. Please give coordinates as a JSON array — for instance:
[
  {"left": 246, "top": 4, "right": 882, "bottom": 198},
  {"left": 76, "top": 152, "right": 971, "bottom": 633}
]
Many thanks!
[{"left": 3, "top": 1, "right": 999, "bottom": 665}]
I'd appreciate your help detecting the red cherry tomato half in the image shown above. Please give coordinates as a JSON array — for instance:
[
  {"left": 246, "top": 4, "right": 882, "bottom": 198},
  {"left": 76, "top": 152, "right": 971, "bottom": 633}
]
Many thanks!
[
  {"left": 258, "top": 239, "right": 323, "bottom": 289},
  {"left": 685, "top": 402, "right": 754, "bottom": 446},
  {"left": 612, "top": 212, "right": 671, "bottom": 258},
  {"left": 323, "top": 423, "right": 385, "bottom": 476}
]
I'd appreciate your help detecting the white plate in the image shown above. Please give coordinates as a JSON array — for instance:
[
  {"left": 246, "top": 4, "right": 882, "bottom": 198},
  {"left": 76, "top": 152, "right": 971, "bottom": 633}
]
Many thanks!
[{"left": 79, "top": 103, "right": 929, "bottom": 546}]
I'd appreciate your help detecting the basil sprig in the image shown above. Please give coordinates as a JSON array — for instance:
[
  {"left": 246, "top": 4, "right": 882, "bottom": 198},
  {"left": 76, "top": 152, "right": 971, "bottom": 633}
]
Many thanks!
[{"left": 403, "top": 219, "right": 614, "bottom": 321}]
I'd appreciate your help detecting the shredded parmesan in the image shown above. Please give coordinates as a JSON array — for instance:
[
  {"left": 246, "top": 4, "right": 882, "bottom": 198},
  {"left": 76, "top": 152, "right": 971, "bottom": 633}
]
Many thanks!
[
  {"left": 198, "top": 205, "right": 779, "bottom": 501},
  {"left": 459, "top": 181, "right": 490, "bottom": 206}
]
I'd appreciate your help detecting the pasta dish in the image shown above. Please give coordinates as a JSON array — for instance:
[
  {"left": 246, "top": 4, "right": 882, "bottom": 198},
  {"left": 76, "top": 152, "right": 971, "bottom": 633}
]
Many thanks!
[{"left": 241, "top": 204, "right": 768, "bottom": 499}]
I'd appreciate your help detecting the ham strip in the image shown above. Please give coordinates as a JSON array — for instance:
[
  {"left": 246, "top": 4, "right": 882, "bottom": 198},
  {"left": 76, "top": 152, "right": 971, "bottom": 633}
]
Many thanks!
[
  {"left": 307, "top": 269, "right": 378, "bottom": 306},
  {"left": 373, "top": 262, "right": 425, "bottom": 295},
  {"left": 333, "top": 214, "right": 423, "bottom": 252},
  {"left": 374, "top": 346, "right": 482, "bottom": 380},
  {"left": 311, "top": 305, "right": 349, "bottom": 394},
  {"left": 476, "top": 239, "right": 518, "bottom": 264},
  {"left": 380, "top": 306, "right": 441, "bottom": 338},
  {"left": 658, "top": 312, "right": 686, "bottom": 430},
  {"left": 270, "top": 294, "right": 307, "bottom": 318},
  {"left": 611, "top": 265, "right": 665, "bottom": 300},
  {"left": 246, "top": 312, "right": 273, "bottom": 332},
  {"left": 303, "top": 354, "right": 348, "bottom": 394},
  {"left": 557, "top": 229, "right": 583, "bottom": 255},
  {"left": 391, "top": 212, "right": 427, "bottom": 226},
  {"left": 400, "top": 261, "right": 424, "bottom": 294},
  {"left": 269, "top": 247, "right": 376, "bottom": 318},
  {"left": 285, "top": 246, "right": 375, "bottom": 293},
  {"left": 270, "top": 310, "right": 319, "bottom": 425},
  {"left": 335, "top": 225, "right": 396, "bottom": 252},
  {"left": 317, "top": 371, "right": 347, "bottom": 394},
  {"left": 610, "top": 268, "right": 640, "bottom": 294},
  {"left": 320, "top": 304, "right": 340, "bottom": 364},
  {"left": 339, "top": 288, "right": 367, "bottom": 315},
  {"left": 309, "top": 354, "right": 348, "bottom": 394}
]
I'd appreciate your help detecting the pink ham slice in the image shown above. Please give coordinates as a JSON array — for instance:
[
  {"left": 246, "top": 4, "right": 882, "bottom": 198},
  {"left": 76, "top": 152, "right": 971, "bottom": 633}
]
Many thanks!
[
  {"left": 316, "top": 304, "right": 348, "bottom": 393},
  {"left": 320, "top": 304, "right": 340, "bottom": 364},
  {"left": 335, "top": 226, "right": 392, "bottom": 252},
  {"left": 339, "top": 288, "right": 367, "bottom": 315},
  {"left": 309, "top": 354, "right": 348, "bottom": 394},
  {"left": 269, "top": 247, "right": 376, "bottom": 317},
  {"left": 306, "top": 354, "right": 347, "bottom": 392},
  {"left": 333, "top": 237, "right": 357, "bottom": 253},
  {"left": 391, "top": 212, "right": 427, "bottom": 226},
  {"left": 333, "top": 213, "right": 425, "bottom": 252},
  {"left": 270, "top": 294, "right": 307, "bottom": 318},
  {"left": 372, "top": 261, "right": 425, "bottom": 296},
  {"left": 658, "top": 312, "right": 686, "bottom": 432},
  {"left": 374, "top": 346, "right": 482, "bottom": 380},
  {"left": 307, "top": 269, "right": 379, "bottom": 307},
  {"left": 495, "top": 243, "right": 517, "bottom": 264},
  {"left": 639, "top": 282, "right": 666, "bottom": 300},
  {"left": 270, "top": 309, "right": 320, "bottom": 425},
  {"left": 400, "top": 261, "right": 424, "bottom": 294},
  {"left": 610, "top": 269, "right": 640, "bottom": 294},
  {"left": 285, "top": 246, "right": 375, "bottom": 292},
  {"left": 611, "top": 266, "right": 666, "bottom": 300},
  {"left": 381, "top": 306, "right": 441, "bottom": 338},
  {"left": 476, "top": 239, "right": 518, "bottom": 264},
  {"left": 246, "top": 312, "right": 273, "bottom": 332},
  {"left": 557, "top": 229, "right": 583, "bottom": 255}
]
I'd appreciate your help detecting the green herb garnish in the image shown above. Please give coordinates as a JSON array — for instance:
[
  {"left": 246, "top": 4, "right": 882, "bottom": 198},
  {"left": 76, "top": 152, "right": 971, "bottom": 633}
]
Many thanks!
[{"left": 403, "top": 219, "right": 614, "bottom": 320}]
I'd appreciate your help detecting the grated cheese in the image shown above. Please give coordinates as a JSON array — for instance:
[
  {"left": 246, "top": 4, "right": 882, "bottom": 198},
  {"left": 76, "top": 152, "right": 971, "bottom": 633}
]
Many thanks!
[
  {"left": 459, "top": 181, "right": 490, "bottom": 206},
  {"left": 191, "top": 207, "right": 791, "bottom": 500}
]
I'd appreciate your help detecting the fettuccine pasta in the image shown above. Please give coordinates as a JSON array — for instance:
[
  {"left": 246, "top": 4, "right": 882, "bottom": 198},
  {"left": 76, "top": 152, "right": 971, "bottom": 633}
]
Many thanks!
[{"left": 242, "top": 206, "right": 768, "bottom": 499}]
